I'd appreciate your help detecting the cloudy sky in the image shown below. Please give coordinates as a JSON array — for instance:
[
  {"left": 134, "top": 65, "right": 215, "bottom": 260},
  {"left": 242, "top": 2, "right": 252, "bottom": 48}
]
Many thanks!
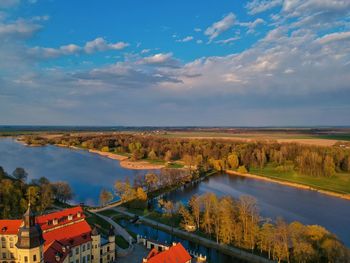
[{"left": 0, "top": 0, "right": 349, "bottom": 126}]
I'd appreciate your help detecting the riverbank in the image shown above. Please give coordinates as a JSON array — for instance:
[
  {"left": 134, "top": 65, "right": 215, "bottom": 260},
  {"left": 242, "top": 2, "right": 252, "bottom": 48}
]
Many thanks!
[
  {"left": 226, "top": 170, "right": 350, "bottom": 201},
  {"left": 88, "top": 149, "right": 165, "bottom": 170},
  {"left": 113, "top": 207, "right": 273, "bottom": 263}
]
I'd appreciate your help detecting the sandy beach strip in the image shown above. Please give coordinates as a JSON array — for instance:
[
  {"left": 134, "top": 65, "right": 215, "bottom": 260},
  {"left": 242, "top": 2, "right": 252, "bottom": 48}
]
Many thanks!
[{"left": 88, "top": 149, "right": 164, "bottom": 170}]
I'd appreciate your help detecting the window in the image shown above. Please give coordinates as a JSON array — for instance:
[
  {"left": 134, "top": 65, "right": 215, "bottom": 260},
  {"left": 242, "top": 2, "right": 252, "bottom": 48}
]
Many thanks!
[
  {"left": 87, "top": 255, "right": 90, "bottom": 262},
  {"left": 2, "top": 253, "right": 6, "bottom": 259},
  {"left": 87, "top": 243, "right": 90, "bottom": 250},
  {"left": 82, "top": 244, "right": 85, "bottom": 252},
  {"left": 2, "top": 242, "right": 6, "bottom": 248},
  {"left": 76, "top": 260, "right": 79, "bottom": 263},
  {"left": 10, "top": 253, "right": 14, "bottom": 259},
  {"left": 33, "top": 255, "right": 37, "bottom": 262},
  {"left": 24, "top": 256, "right": 28, "bottom": 262},
  {"left": 83, "top": 256, "right": 86, "bottom": 263},
  {"left": 10, "top": 243, "right": 13, "bottom": 248},
  {"left": 70, "top": 250, "right": 73, "bottom": 257},
  {"left": 107, "top": 246, "right": 110, "bottom": 252},
  {"left": 107, "top": 255, "right": 110, "bottom": 261},
  {"left": 76, "top": 247, "right": 79, "bottom": 255}
]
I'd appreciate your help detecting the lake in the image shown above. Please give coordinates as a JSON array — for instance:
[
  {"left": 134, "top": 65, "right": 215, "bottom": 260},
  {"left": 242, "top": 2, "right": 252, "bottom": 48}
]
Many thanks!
[
  {"left": 0, "top": 137, "right": 349, "bottom": 246},
  {"left": 0, "top": 138, "right": 152, "bottom": 206}
]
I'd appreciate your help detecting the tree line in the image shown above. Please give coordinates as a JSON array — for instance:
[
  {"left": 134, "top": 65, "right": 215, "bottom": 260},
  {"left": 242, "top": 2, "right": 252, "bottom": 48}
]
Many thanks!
[
  {"left": 24, "top": 133, "right": 350, "bottom": 177},
  {"left": 177, "top": 193, "right": 349, "bottom": 263},
  {"left": 0, "top": 166, "right": 73, "bottom": 219}
]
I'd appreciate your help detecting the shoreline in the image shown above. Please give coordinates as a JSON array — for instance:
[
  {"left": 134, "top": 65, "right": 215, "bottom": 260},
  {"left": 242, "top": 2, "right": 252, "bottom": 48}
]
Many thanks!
[
  {"left": 13, "top": 138, "right": 350, "bottom": 200},
  {"left": 87, "top": 149, "right": 165, "bottom": 170},
  {"left": 226, "top": 170, "right": 350, "bottom": 201}
]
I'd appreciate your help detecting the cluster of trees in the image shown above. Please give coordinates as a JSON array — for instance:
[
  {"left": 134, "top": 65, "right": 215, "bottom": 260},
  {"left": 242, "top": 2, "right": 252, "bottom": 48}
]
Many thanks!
[
  {"left": 0, "top": 166, "right": 73, "bottom": 219},
  {"left": 176, "top": 193, "right": 349, "bottom": 263},
  {"left": 25, "top": 134, "right": 350, "bottom": 177}
]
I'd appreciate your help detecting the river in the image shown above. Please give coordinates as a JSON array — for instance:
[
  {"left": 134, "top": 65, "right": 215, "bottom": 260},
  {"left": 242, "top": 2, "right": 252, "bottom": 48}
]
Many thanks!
[{"left": 0, "top": 137, "right": 349, "bottom": 246}]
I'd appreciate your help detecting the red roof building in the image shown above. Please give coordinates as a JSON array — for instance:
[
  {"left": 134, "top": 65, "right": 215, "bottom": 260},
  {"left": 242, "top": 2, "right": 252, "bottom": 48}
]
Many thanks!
[
  {"left": 0, "top": 206, "right": 116, "bottom": 263},
  {"left": 143, "top": 243, "right": 192, "bottom": 263}
]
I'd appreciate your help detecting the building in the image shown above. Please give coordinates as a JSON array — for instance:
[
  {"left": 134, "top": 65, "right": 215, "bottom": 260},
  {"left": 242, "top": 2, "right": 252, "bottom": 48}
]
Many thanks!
[
  {"left": 142, "top": 242, "right": 191, "bottom": 263},
  {"left": 0, "top": 206, "right": 115, "bottom": 263}
]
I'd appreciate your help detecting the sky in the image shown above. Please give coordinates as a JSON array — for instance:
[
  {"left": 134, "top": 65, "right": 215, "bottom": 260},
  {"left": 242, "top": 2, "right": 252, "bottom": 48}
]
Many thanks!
[{"left": 0, "top": 0, "right": 349, "bottom": 126}]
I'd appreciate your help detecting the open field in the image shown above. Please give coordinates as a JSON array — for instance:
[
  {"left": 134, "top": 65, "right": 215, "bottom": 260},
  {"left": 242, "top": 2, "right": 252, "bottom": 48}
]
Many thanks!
[
  {"left": 247, "top": 165, "right": 350, "bottom": 195},
  {"left": 157, "top": 130, "right": 350, "bottom": 146}
]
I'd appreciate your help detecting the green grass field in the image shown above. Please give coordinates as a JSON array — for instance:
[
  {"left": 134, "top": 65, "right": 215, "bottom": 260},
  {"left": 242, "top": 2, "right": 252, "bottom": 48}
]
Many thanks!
[{"left": 249, "top": 165, "right": 350, "bottom": 194}]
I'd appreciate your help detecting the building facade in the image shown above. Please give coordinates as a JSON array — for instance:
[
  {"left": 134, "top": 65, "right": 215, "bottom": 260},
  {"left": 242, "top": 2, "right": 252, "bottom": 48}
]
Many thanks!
[{"left": 0, "top": 206, "right": 115, "bottom": 263}]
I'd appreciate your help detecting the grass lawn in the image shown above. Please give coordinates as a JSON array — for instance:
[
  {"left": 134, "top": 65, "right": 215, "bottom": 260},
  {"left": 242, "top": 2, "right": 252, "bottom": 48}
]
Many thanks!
[
  {"left": 146, "top": 211, "right": 181, "bottom": 227},
  {"left": 249, "top": 165, "right": 350, "bottom": 194},
  {"left": 144, "top": 158, "right": 166, "bottom": 165},
  {"left": 85, "top": 212, "right": 111, "bottom": 235},
  {"left": 115, "top": 235, "right": 129, "bottom": 249},
  {"left": 166, "top": 162, "right": 184, "bottom": 169},
  {"left": 97, "top": 210, "right": 120, "bottom": 217}
]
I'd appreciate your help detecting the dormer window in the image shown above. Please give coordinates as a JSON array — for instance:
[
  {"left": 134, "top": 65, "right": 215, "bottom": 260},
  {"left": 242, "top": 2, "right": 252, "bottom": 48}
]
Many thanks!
[
  {"left": 77, "top": 212, "right": 81, "bottom": 218},
  {"left": 53, "top": 219, "right": 58, "bottom": 225},
  {"left": 68, "top": 214, "right": 73, "bottom": 220},
  {"left": 48, "top": 220, "right": 53, "bottom": 225}
]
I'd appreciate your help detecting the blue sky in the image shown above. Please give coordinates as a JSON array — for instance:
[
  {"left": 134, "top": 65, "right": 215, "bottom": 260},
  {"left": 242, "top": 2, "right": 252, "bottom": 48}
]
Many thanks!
[{"left": 0, "top": 0, "right": 350, "bottom": 126}]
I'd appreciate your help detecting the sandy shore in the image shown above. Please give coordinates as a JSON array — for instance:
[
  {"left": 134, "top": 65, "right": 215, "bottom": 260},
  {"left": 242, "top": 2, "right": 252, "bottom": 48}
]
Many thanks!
[
  {"left": 88, "top": 149, "right": 164, "bottom": 170},
  {"left": 226, "top": 170, "right": 350, "bottom": 201}
]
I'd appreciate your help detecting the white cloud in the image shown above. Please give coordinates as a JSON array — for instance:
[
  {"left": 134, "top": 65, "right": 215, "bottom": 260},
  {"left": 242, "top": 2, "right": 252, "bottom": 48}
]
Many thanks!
[
  {"left": 205, "top": 13, "right": 236, "bottom": 42},
  {"left": 246, "top": 0, "right": 282, "bottom": 15},
  {"left": 139, "top": 53, "right": 179, "bottom": 67},
  {"left": 215, "top": 36, "right": 240, "bottom": 44},
  {"left": 84, "top": 37, "right": 129, "bottom": 53},
  {"left": 28, "top": 37, "right": 129, "bottom": 59},
  {"left": 0, "top": 19, "right": 41, "bottom": 38},
  {"left": 317, "top": 31, "right": 350, "bottom": 44},
  {"left": 194, "top": 28, "right": 201, "bottom": 32},
  {"left": 141, "top": 49, "right": 151, "bottom": 54},
  {"left": 176, "top": 36, "right": 194, "bottom": 42},
  {"left": 196, "top": 39, "right": 203, "bottom": 44}
]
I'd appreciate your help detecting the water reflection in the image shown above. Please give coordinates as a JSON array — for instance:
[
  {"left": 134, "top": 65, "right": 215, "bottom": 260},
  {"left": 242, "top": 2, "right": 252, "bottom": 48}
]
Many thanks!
[
  {"left": 119, "top": 220, "right": 241, "bottom": 263},
  {"left": 0, "top": 138, "right": 153, "bottom": 206},
  {"left": 163, "top": 173, "right": 350, "bottom": 246}
]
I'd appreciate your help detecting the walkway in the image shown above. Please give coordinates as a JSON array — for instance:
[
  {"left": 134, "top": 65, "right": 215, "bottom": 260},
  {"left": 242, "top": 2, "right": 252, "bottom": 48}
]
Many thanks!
[
  {"left": 93, "top": 212, "right": 135, "bottom": 243},
  {"left": 112, "top": 207, "right": 273, "bottom": 263},
  {"left": 116, "top": 244, "right": 148, "bottom": 263}
]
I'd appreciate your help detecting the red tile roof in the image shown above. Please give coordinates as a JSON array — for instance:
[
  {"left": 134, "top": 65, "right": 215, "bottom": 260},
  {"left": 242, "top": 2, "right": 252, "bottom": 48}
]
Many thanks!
[
  {"left": 37, "top": 207, "right": 85, "bottom": 231},
  {"left": 0, "top": 207, "right": 92, "bottom": 263},
  {"left": 43, "top": 240, "right": 70, "bottom": 263},
  {"left": 43, "top": 220, "right": 91, "bottom": 249},
  {"left": 0, "top": 220, "right": 22, "bottom": 235},
  {"left": 145, "top": 243, "right": 192, "bottom": 263}
]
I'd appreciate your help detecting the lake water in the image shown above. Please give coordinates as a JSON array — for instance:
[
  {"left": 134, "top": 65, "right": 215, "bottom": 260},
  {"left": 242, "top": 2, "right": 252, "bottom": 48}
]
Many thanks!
[
  {"left": 0, "top": 138, "right": 152, "bottom": 206},
  {"left": 119, "top": 219, "right": 243, "bottom": 263},
  {"left": 0, "top": 137, "right": 349, "bottom": 246}
]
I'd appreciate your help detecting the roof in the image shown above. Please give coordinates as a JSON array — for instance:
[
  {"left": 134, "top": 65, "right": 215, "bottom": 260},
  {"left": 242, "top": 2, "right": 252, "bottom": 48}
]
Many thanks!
[
  {"left": 43, "top": 240, "right": 70, "bottom": 263},
  {"left": 0, "top": 220, "right": 22, "bottom": 235},
  {"left": 43, "top": 220, "right": 92, "bottom": 249},
  {"left": 37, "top": 207, "right": 85, "bottom": 231},
  {"left": 145, "top": 243, "right": 192, "bottom": 263}
]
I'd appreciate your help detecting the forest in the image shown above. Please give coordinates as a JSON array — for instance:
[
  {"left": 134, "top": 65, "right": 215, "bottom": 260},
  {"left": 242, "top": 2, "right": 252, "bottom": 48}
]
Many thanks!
[
  {"left": 177, "top": 192, "right": 349, "bottom": 263},
  {"left": 0, "top": 166, "right": 73, "bottom": 218},
  {"left": 113, "top": 174, "right": 350, "bottom": 263},
  {"left": 23, "top": 133, "right": 350, "bottom": 178}
]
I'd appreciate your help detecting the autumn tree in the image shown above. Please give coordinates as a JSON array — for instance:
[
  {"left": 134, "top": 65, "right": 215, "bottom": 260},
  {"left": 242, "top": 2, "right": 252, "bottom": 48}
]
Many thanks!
[
  {"left": 227, "top": 153, "right": 239, "bottom": 169},
  {"left": 99, "top": 189, "right": 114, "bottom": 206}
]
